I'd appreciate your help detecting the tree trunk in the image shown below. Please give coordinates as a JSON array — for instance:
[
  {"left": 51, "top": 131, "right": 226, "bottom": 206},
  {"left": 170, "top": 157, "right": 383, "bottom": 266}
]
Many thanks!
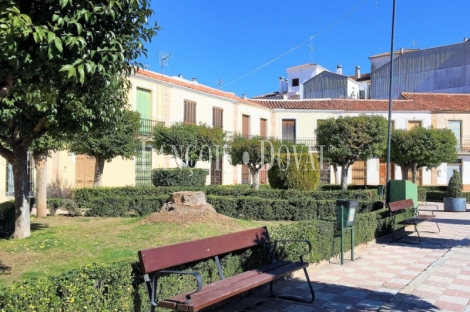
[
  {"left": 401, "top": 165, "right": 409, "bottom": 181},
  {"left": 250, "top": 167, "right": 259, "bottom": 190},
  {"left": 13, "top": 151, "right": 31, "bottom": 239},
  {"left": 33, "top": 149, "right": 48, "bottom": 218},
  {"left": 333, "top": 164, "right": 338, "bottom": 184},
  {"left": 341, "top": 165, "right": 349, "bottom": 191},
  {"left": 94, "top": 156, "right": 105, "bottom": 187},
  {"left": 411, "top": 163, "right": 417, "bottom": 184}
]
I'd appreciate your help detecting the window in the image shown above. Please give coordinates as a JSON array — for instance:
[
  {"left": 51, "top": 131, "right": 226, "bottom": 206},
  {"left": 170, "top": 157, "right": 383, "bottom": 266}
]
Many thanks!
[
  {"left": 407, "top": 120, "right": 421, "bottom": 130},
  {"left": 359, "top": 90, "right": 366, "bottom": 99},
  {"left": 242, "top": 115, "right": 250, "bottom": 138},
  {"left": 292, "top": 78, "right": 299, "bottom": 87},
  {"left": 320, "top": 162, "right": 331, "bottom": 184},
  {"left": 5, "top": 162, "right": 14, "bottom": 196},
  {"left": 260, "top": 118, "right": 267, "bottom": 138},
  {"left": 212, "top": 107, "right": 223, "bottom": 128},
  {"left": 448, "top": 120, "right": 462, "bottom": 150},
  {"left": 282, "top": 119, "right": 296, "bottom": 143},
  {"left": 6, "top": 154, "right": 35, "bottom": 197},
  {"left": 135, "top": 144, "right": 152, "bottom": 186},
  {"left": 184, "top": 100, "right": 197, "bottom": 124},
  {"left": 136, "top": 88, "right": 153, "bottom": 136}
]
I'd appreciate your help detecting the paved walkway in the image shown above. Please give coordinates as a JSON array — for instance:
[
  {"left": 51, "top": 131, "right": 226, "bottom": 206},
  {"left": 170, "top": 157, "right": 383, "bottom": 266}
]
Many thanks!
[{"left": 224, "top": 203, "right": 470, "bottom": 312}]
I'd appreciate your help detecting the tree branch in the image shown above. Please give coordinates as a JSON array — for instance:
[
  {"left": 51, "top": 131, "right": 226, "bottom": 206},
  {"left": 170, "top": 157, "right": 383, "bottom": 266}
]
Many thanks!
[{"left": 0, "top": 143, "right": 14, "bottom": 163}]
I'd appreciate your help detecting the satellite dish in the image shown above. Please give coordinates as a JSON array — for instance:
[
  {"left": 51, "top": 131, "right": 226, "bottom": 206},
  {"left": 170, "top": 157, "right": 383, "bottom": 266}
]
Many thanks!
[{"left": 158, "top": 51, "right": 172, "bottom": 73}]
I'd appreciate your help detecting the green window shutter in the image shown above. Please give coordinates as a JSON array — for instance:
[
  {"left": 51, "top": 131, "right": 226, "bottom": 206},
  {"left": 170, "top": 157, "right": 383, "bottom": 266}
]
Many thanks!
[{"left": 136, "top": 88, "right": 151, "bottom": 120}]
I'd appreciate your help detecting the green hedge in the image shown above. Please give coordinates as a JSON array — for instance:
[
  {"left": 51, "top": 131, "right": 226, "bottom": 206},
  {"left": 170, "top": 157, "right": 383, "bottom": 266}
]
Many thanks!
[
  {"left": 74, "top": 185, "right": 380, "bottom": 208},
  {"left": 0, "top": 208, "right": 396, "bottom": 311},
  {"left": 77, "top": 192, "right": 384, "bottom": 221},
  {"left": 207, "top": 195, "right": 383, "bottom": 221},
  {"left": 0, "top": 201, "right": 15, "bottom": 239},
  {"left": 85, "top": 195, "right": 169, "bottom": 217},
  {"left": 152, "top": 168, "right": 208, "bottom": 187}
]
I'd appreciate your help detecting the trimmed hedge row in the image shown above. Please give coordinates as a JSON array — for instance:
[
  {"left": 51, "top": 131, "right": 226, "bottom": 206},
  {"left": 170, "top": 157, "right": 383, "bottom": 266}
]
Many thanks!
[
  {"left": 0, "top": 208, "right": 397, "bottom": 311},
  {"left": 80, "top": 193, "right": 384, "bottom": 221},
  {"left": 73, "top": 185, "right": 381, "bottom": 208}
]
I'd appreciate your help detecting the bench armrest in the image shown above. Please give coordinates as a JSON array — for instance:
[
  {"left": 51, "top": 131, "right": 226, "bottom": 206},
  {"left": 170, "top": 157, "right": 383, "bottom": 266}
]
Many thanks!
[
  {"left": 270, "top": 240, "right": 312, "bottom": 263},
  {"left": 416, "top": 204, "right": 439, "bottom": 216},
  {"left": 146, "top": 270, "right": 203, "bottom": 307}
]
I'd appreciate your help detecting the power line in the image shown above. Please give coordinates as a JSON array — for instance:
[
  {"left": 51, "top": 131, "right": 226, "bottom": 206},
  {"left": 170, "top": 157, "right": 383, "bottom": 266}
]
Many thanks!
[{"left": 223, "top": 0, "right": 369, "bottom": 88}]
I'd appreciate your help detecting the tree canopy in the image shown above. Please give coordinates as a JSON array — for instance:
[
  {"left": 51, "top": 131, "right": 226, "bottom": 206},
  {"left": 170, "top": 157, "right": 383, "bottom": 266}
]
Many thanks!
[
  {"left": 391, "top": 126, "right": 457, "bottom": 183},
  {"left": 227, "top": 135, "right": 294, "bottom": 189},
  {"left": 316, "top": 115, "right": 388, "bottom": 191},
  {"left": 68, "top": 110, "right": 142, "bottom": 187},
  {"left": 153, "top": 122, "right": 225, "bottom": 167},
  {"left": 0, "top": 0, "right": 158, "bottom": 238}
]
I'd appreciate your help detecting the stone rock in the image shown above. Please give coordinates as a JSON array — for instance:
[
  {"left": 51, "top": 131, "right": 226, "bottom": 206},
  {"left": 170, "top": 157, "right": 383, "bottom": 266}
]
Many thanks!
[{"left": 161, "top": 191, "right": 216, "bottom": 215}]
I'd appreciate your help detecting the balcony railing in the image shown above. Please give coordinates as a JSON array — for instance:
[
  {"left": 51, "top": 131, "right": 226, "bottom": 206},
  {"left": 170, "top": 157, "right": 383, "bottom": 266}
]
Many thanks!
[
  {"left": 139, "top": 119, "right": 164, "bottom": 137},
  {"left": 460, "top": 137, "right": 470, "bottom": 152}
]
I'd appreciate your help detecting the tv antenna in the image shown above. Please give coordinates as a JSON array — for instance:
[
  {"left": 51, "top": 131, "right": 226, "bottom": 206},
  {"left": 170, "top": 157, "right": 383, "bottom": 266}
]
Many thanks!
[
  {"left": 216, "top": 79, "right": 223, "bottom": 89},
  {"left": 412, "top": 40, "right": 417, "bottom": 47},
  {"left": 158, "top": 51, "right": 172, "bottom": 74}
]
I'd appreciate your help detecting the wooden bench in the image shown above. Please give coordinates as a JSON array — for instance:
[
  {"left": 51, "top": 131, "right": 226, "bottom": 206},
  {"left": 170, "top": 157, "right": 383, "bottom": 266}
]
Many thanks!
[
  {"left": 138, "top": 226, "right": 315, "bottom": 311},
  {"left": 387, "top": 198, "right": 440, "bottom": 243}
]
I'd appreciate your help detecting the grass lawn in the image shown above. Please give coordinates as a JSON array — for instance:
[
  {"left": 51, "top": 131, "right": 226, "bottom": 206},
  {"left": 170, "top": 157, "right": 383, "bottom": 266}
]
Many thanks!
[{"left": 0, "top": 213, "right": 284, "bottom": 286}]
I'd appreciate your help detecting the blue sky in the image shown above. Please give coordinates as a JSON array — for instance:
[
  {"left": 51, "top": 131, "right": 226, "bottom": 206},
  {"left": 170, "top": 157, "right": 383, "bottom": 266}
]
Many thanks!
[{"left": 139, "top": 0, "right": 470, "bottom": 98}]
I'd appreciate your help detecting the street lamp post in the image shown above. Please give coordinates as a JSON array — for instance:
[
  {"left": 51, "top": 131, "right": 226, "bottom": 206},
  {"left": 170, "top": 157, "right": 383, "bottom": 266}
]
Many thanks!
[{"left": 385, "top": 0, "right": 397, "bottom": 202}]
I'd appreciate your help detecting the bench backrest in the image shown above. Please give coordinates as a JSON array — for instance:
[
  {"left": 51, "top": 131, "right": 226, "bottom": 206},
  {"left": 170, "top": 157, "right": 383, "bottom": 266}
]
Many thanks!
[
  {"left": 138, "top": 226, "right": 270, "bottom": 275},
  {"left": 388, "top": 198, "right": 415, "bottom": 213}
]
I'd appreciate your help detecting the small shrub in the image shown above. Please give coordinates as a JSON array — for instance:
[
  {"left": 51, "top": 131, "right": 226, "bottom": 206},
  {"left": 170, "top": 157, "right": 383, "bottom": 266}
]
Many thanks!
[
  {"left": 47, "top": 176, "right": 74, "bottom": 199},
  {"left": 0, "top": 201, "right": 15, "bottom": 238},
  {"left": 447, "top": 170, "right": 463, "bottom": 198},
  {"left": 268, "top": 153, "right": 320, "bottom": 191},
  {"left": 152, "top": 168, "right": 208, "bottom": 187},
  {"left": 46, "top": 198, "right": 64, "bottom": 216}
]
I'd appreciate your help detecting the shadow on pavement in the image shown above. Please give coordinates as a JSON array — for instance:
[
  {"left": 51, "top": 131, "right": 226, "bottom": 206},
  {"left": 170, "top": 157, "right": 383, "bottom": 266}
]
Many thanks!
[{"left": 216, "top": 278, "right": 440, "bottom": 312}]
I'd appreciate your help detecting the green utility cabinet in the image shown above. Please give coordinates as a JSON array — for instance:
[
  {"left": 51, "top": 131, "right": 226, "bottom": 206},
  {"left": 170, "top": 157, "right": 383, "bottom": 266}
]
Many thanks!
[
  {"left": 387, "top": 180, "right": 418, "bottom": 206},
  {"left": 336, "top": 199, "right": 358, "bottom": 265}
]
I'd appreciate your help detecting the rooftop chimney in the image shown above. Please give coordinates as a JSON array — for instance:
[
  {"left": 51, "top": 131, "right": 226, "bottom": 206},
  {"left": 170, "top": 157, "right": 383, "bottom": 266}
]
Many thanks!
[
  {"left": 355, "top": 66, "right": 361, "bottom": 79},
  {"left": 242, "top": 94, "right": 247, "bottom": 99},
  {"left": 464, "top": 38, "right": 469, "bottom": 42},
  {"left": 279, "top": 76, "right": 285, "bottom": 93},
  {"left": 192, "top": 77, "right": 198, "bottom": 85},
  {"left": 178, "top": 74, "right": 182, "bottom": 78},
  {"left": 336, "top": 65, "right": 342, "bottom": 75}
]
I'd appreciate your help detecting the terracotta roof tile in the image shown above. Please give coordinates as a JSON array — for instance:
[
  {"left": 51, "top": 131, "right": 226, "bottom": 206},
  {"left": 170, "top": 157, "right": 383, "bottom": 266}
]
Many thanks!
[
  {"left": 135, "top": 70, "right": 263, "bottom": 107},
  {"left": 400, "top": 92, "right": 470, "bottom": 111},
  {"left": 251, "top": 94, "right": 470, "bottom": 112},
  {"left": 251, "top": 98, "right": 424, "bottom": 111}
]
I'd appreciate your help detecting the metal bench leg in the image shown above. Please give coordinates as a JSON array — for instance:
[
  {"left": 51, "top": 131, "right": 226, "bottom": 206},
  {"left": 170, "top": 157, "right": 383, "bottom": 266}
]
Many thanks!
[
  {"left": 269, "top": 268, "right": 315, "bottom": 303},
  {"left": 414, "top": 223, "right": 422, "bottom": 243}
]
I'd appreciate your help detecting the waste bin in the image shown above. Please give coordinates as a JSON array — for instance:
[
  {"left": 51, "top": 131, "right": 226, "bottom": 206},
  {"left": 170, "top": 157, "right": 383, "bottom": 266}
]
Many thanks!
[{"left": 336, "top": 199, "right": 358, "bottom": 229}]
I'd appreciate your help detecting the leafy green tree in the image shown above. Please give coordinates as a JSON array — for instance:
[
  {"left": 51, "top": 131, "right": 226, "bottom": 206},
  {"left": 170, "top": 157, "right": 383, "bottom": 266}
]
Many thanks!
[
  {"left": 316, "top": 115, "right": 388, "bottom": 191},
  {"left": 0, "top": 0, "right": 158, "bottom": 238},
  {"left": 391, "top": 126, "right": 457, "bottom": 183},
  {"left": 228, "top": 135, "right": 291, "bottom": 189},
  {"left": 153, "top": 122, "right": 225, "bottom": 167},
  {"left": 268, "top": 153, "right": 320, "bottom": 191},
  {"left": 68, "top": 110, "right": 142, "bottom": 187}
]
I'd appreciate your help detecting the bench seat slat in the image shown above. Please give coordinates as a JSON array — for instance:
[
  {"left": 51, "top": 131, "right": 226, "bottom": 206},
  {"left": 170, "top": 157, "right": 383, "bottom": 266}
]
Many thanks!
[
  {"left": 157, "top": 261, "right": 292, "bottom": 310},
  {"left": 162, "top": 261, "right": 308, "bottom": 312}
]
